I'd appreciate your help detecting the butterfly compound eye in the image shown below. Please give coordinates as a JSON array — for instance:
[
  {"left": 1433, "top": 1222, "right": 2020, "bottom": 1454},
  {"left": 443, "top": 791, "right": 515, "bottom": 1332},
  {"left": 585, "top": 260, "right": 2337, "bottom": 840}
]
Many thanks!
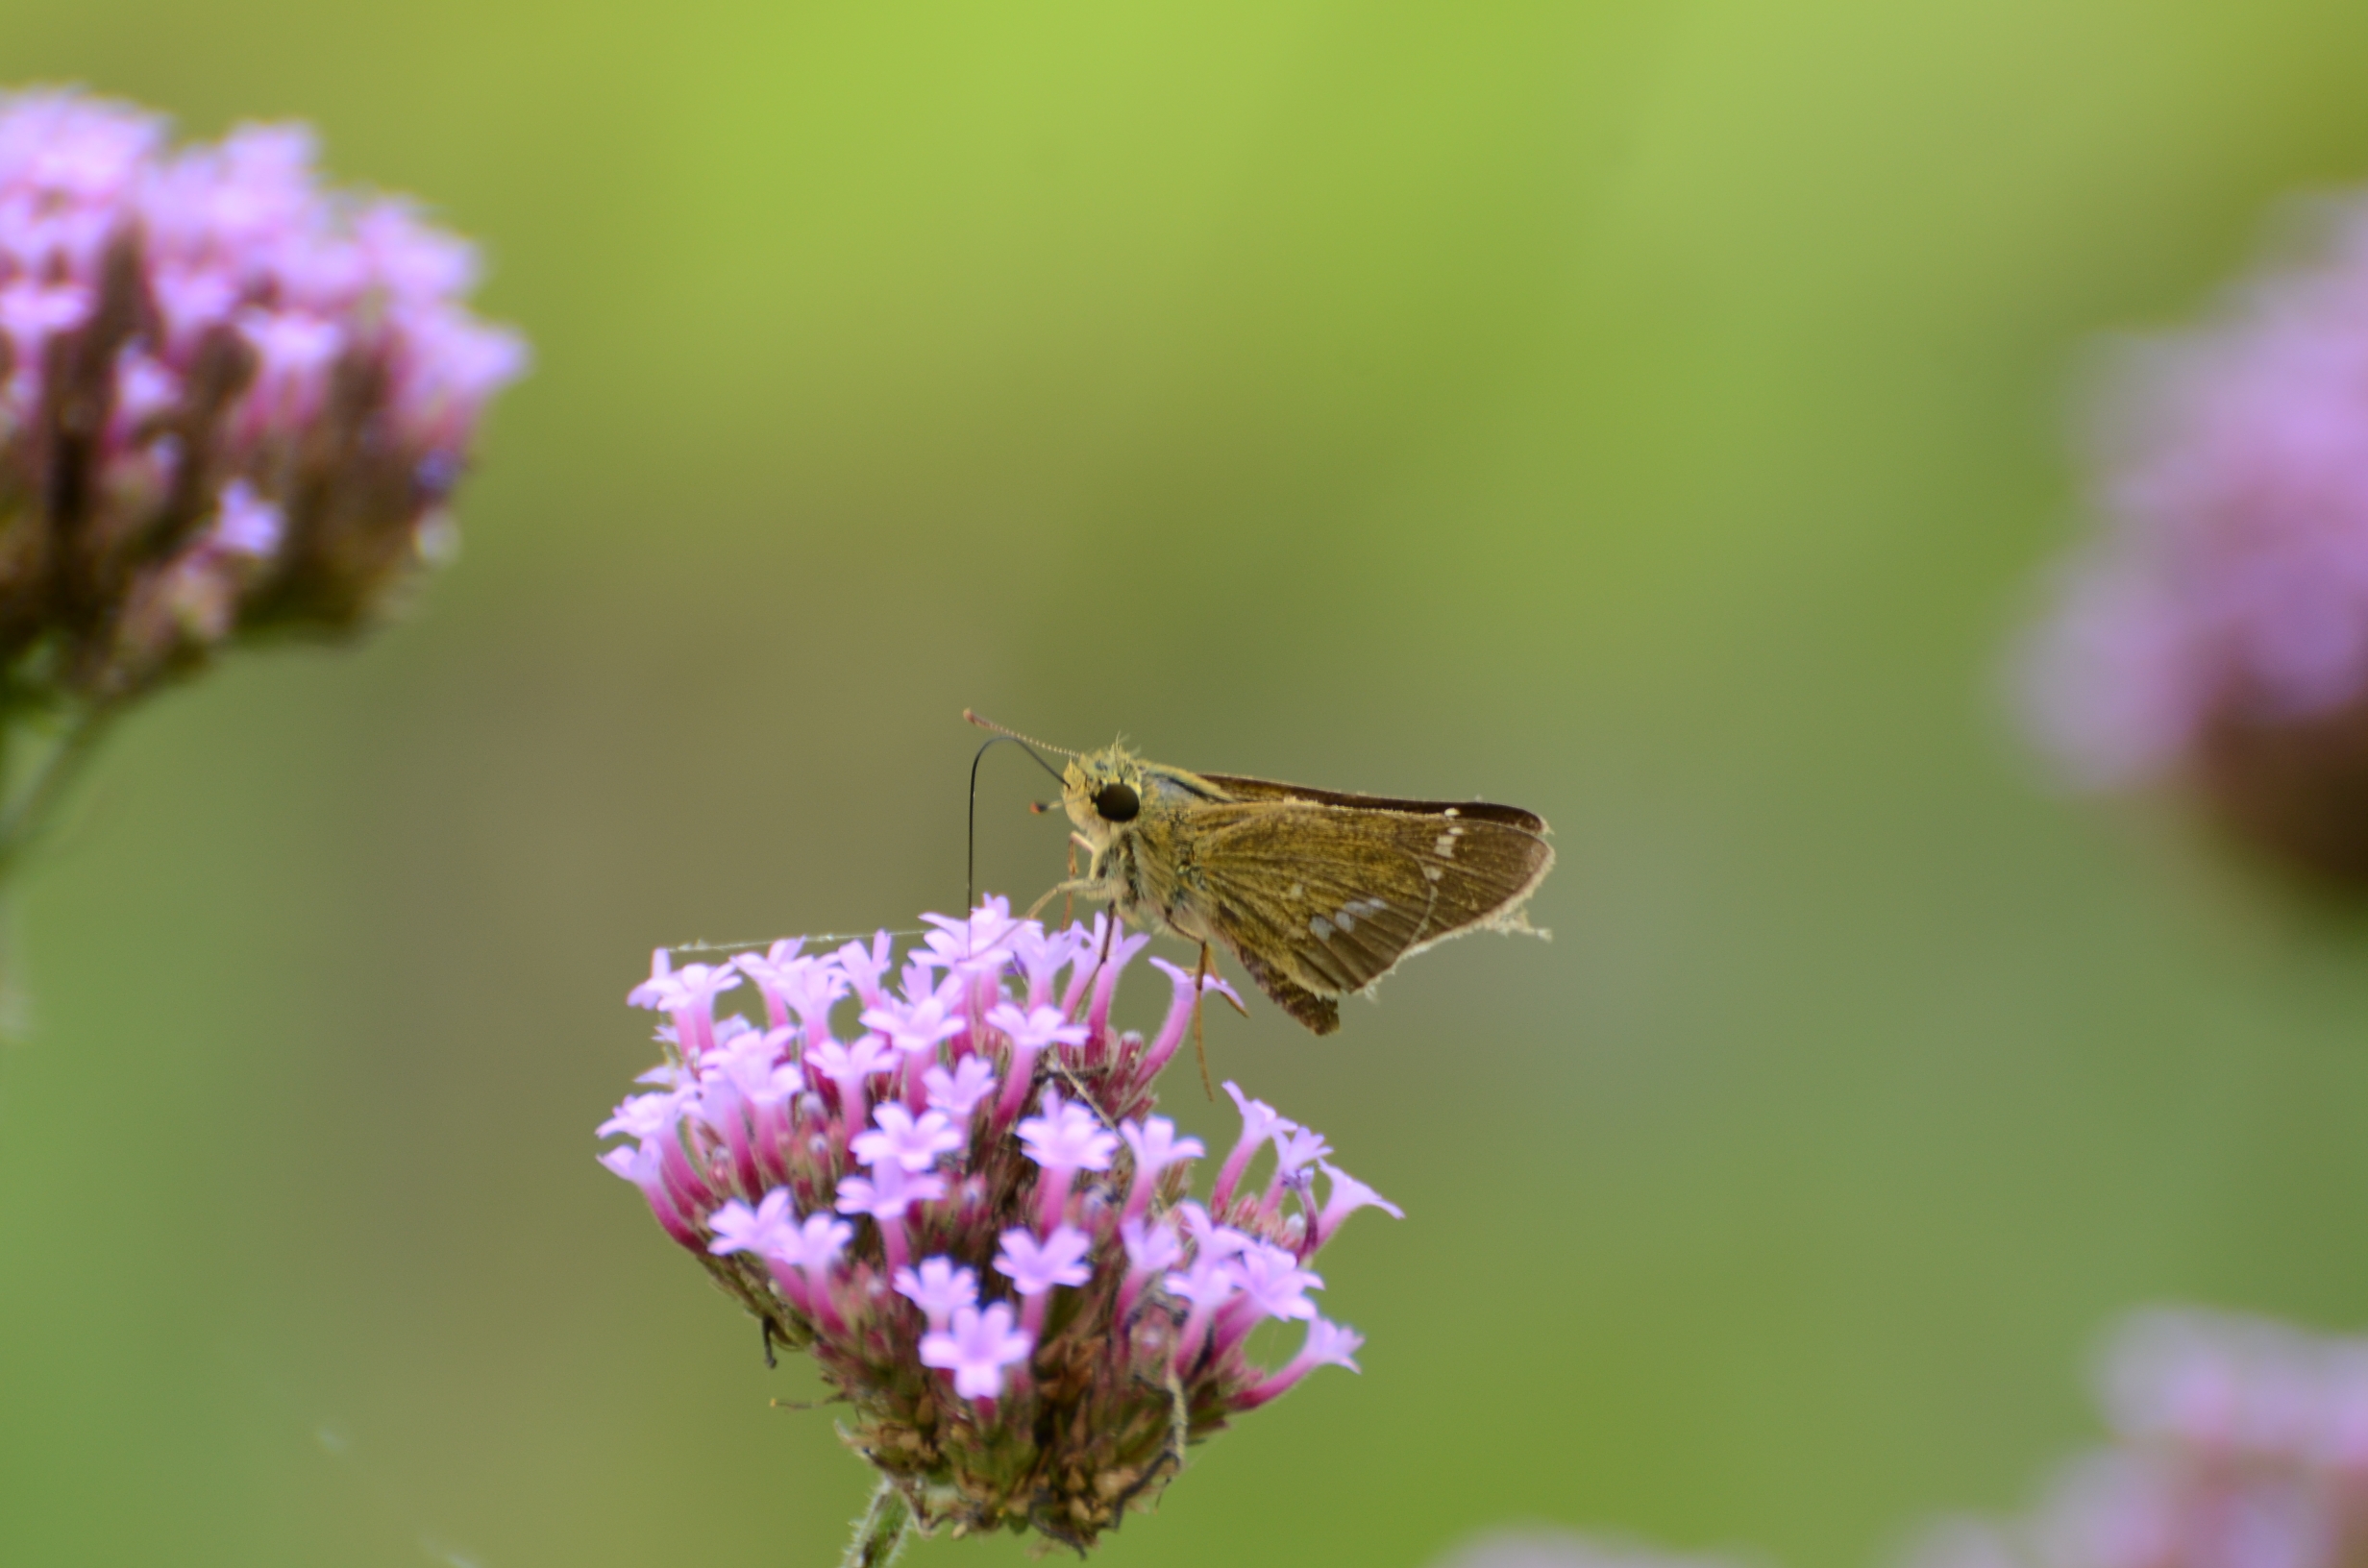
[{"left": 1093, "top": 782, "right": 1142, "bottom": 822}]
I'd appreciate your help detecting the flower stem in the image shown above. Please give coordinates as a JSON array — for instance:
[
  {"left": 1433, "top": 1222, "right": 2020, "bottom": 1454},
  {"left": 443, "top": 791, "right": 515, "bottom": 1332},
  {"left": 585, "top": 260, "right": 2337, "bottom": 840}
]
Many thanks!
[
  {"left": 842, "top": 1480, "right": 916, "bottom": 1568},
  {"left": 0, "top": 701, "right": 118, "bottom": 890}
]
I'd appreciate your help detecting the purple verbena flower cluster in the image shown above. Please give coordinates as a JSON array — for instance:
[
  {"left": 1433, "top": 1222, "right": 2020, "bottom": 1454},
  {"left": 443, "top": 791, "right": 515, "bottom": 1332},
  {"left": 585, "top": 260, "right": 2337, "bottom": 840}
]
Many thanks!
[
  {"left": 1910, "top": 1308, "right": 2368, "bottom": 1568},
  {"left": 2019, "top": 196, "right": 2368, "bottom": 885},
  {"left": 0, "top": 86, "right": 523, "bottom": 702},
  {"left": 596, "top": 899, "right": 1397, "bottom": 1551}
]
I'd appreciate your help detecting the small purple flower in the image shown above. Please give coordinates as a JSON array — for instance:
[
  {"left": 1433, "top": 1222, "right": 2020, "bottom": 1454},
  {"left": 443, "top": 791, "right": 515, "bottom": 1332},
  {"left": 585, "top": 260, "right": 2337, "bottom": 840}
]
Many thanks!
[
  {"left": 1120, "top": 1115, "right": 1205, "bottom": 1224},
  {"left": 1179, "top": 1200, "right": 1255, "bottom": 1260},
  {"left": 1016, "top": 1089, "right": 1117, "bottom": 1174},
  {"left": 892, "top": 1257, "right": 978, "bottom": 1331},
  {"left": 1017, "top": 1086, "right": 1120, "bottom": 1231},
  {"left": 209, "top": 479, "right": 284, "bottom": 556},
  {"left": 1121, "top": 1215, "right": 1183, "bottom": 1275},
  {"left": 1224, "top": 1241, "right": 1322, "bottom": 1325},
  {"left": 988, "top": 1001, "right": 1090, "bottom": 1057},
  {"left": 625, "top": 948, "right": 686, "bottom": 1012},
  {"left": 596, "top": 1089, "right": 685, "bottom": 1143},
  {"left": 985, "top": 996, "right": 1090, "bottom": 1131},
  {"left": 1143, "top": 957, "right": 1245, "bottom": 1082},
  {"left": 764, "top": 1211, "right": 853, "bottom": 1333},
  {"left": 1165, "top": 1253, "right": 1241, "bottom": 1368},
  {"left": 732, "top": 939, "right": 810, "bottom": 1029},
  {"left": 627, "top": 952, "right": 742, "bottom": 1058},
  {"left": 861, "top": 977, "right": 968, "bottom": 1059},
  {"left": 806, "top": 1034, "right": 897, "bottom": 1133},
  {"left": 1310, "top": 1160, "right": 1403, "bottom": 1255},
  {"left": 1117, "top": 1213, "right": 1182, "bottom": 1321},
  {"left": 835, "top": 933, "right": 895, "bottom": 1009},
  {"left": 917, "top": 896, "right": 1024, "bottom": 979},
  {"left": 1236, "top": 1318, "right": 1363, "bottom": 1409},
  {"left": 595, "top": 904, "right": 1399, "bottom": 1550},
  {"left": 923, "top": 1056, "right": 998, "bottom": 1122},
  {"left": 997, "top": 1222, "right": 1094, "bottom": 1339},
  {"left": 706, "top": 1190, "right": 794, "bottom": 1258},
  {"left": 995, "top": 1224, "right": 1094, "bottom": 1296},
  {"left": 834, "top": 1160, "right": 946, "bottom": 1222},
  {"left": 777, "top": 1210, "right": 853, "bottom": 1271},
  {"left": 1009, "top": 921, "right": 1083, "bottom": 1007},
  {"left": 1212, "top": 1081, "right": 1292, "bottom": 1212},
  {"left": 851, "top": 1103, "right": 962, "bottom": 1172},
  {"left": 835, "top": 1160, "right": 946, "bottom": 1273},
  {"left": 921, "top": 1302, "right": 1033, "bottom": 1402}
]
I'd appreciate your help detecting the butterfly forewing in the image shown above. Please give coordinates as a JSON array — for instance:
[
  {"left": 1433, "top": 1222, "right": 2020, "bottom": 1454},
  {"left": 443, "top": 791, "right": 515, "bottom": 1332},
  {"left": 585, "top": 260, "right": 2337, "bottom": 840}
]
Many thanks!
[{"left": 1196, "top": 775, "right": 1547, "bottom": 833}]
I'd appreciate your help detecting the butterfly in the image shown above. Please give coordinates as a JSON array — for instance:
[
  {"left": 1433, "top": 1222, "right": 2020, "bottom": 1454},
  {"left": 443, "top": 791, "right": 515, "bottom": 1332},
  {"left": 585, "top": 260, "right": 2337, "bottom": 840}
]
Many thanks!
[{"left": 967, "top": 714, "right": 1554, "bottom": 1046}]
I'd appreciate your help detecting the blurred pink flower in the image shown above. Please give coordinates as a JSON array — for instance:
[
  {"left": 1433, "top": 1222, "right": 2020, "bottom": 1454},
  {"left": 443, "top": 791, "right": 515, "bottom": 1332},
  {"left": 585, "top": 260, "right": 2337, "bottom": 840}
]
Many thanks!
[
  {"left": 2019, "top": 195, "right": 2368, "bottom": 886},
  {"left": 0, "top": 86, "right": 525, "bottom": 703},
  {"left": 1906, "top": 1308, "right": 2368, "bottom": 1568}
]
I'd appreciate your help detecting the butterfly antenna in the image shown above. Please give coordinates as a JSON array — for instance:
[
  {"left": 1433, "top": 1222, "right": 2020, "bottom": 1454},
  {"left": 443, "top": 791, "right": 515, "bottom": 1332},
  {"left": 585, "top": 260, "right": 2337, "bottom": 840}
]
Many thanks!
[
  {"left": 964, "top": 709, "right": 1077, "bottom": 759},
  {"left": 969, "top": 733, "right": 1069, "bottom": 915}
]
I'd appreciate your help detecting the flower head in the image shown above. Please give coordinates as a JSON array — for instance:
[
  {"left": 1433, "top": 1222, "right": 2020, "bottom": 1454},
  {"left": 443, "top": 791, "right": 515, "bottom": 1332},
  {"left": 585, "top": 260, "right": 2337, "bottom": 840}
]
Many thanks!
[
  {"left": 2018, "top": 193, "right": 2368, "bottom": 888},
  {"left": 0, "top": 87, "right": 523, "bottom": 705},
  {"left": 593, "top": 904, "right": 1393, "bottom": 1549},
  {"left": 1904, "top": 1307, "right": 2368, "bottom": 1568}
]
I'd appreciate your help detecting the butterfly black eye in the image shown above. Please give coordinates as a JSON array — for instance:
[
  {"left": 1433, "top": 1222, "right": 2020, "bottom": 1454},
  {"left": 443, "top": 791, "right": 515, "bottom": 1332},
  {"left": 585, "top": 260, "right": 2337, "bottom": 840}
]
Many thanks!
[{"left": 1093, "top": 782, "right": 1141, "bottom": 822}]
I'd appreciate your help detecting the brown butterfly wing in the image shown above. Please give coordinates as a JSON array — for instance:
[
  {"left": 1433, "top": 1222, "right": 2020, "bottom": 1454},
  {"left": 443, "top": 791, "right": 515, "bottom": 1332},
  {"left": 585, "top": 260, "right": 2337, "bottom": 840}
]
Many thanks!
[
  {"left": 1196, "top": 773, "right": 1546, "bottom": 833},
  {"left": 1179, "top": 799, "right": 1553, "bottom": 1034}
]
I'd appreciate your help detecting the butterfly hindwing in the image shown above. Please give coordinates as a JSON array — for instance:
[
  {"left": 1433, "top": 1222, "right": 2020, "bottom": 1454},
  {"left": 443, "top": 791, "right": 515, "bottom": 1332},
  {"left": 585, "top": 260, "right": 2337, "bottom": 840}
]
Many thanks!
[{"left": 1176, "top": 798, "right": 1552, "bottom": 1030}]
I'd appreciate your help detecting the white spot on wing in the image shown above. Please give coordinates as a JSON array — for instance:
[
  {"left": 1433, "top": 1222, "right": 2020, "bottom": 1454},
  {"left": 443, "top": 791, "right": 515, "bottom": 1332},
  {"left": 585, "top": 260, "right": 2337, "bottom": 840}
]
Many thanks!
[
  {"left": 1423, "top": 866, "right": 1443, "bottom": 882},
  {"left": 1310, "top": 917, "right": 1335, "bottom": 941},
  {"left": 1443, "top": 807, "right": 1460, "bottom": 817},
  {"left": 1434, "top": 835, "right": 1456, "bottom": 857},
  {"left": 1336, "top": 910, "right": 1357, "bottom": 933}
]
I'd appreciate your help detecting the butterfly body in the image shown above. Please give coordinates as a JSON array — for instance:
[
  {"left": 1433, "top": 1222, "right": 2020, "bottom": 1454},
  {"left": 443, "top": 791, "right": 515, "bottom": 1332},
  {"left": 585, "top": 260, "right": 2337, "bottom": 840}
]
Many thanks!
[{"left": 1056, "top": 741, "right": 1554, "bottom": 1034}]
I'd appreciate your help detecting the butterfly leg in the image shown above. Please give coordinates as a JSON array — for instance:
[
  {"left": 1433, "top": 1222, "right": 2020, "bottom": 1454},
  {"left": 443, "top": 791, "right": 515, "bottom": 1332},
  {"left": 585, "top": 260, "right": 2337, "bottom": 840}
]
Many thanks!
[{"left": 1192, "top": 943, "right": 1217, "bottom": 1101}]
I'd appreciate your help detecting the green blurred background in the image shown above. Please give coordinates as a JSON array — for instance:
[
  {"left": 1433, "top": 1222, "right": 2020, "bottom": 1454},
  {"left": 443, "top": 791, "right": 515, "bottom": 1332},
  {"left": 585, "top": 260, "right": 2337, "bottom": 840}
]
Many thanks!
[{"left": 6, "top": 1, "right": 2368, "bottom": 1564}]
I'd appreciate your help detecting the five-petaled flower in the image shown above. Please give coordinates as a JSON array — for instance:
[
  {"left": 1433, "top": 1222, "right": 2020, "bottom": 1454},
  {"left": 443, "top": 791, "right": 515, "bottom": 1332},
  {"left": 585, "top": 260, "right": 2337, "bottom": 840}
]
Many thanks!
[{"left": 596, "top": 906, "right": 1397, "bottom": 1552}]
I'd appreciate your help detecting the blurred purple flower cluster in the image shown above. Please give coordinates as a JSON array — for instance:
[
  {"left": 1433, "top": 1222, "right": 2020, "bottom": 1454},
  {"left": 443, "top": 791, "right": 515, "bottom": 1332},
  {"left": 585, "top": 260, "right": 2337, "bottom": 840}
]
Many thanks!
[
  {"left": 0, "top": 86, "right": 522, "bottom": 703},
  {"left": 2020, "top": 198, "right": 2368, "bottom": 885},
  {"left": 1912, "top": 1309, "right": 2368, "bottom": 1568},
  {"left": 596, "top": 899, "right": 1395, "bottom": 1552}
]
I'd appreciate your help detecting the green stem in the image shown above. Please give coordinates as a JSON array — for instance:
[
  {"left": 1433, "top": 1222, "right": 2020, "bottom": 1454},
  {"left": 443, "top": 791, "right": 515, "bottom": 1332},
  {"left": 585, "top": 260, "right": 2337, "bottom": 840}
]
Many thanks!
[
  {"left": 841, "top": 1481, "right": 916, "bottom": 1568},
  {"left": 0, "top": 701, "right": 117, "bottom": 890}
]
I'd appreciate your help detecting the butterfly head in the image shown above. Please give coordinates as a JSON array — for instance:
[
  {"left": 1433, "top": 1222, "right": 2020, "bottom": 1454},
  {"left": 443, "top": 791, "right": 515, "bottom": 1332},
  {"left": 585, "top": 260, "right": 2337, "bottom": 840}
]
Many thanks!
[{"left": 1063, "top": 743, "right": 1148, "bottom": 848}]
